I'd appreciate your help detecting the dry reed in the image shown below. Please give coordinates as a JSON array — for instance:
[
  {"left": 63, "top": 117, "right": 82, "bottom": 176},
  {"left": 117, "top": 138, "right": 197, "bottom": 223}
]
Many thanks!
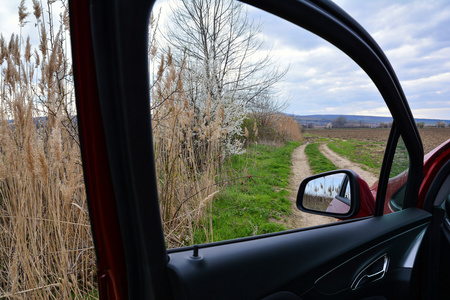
[
  {"left": 273, "top": 114, "right": 303, "bottom": 142},
  {"left": 0, "top": 1, "right": 96, "bottom": 298},
  {"left": 151, "top": 51, "right": 225, "bottom": 248},
  {"left": 248, "top": 113, "right": 302, "bottom": 146}
]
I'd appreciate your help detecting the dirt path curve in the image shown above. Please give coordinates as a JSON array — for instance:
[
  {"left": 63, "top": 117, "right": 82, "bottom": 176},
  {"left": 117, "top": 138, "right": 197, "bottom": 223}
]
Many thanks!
[
  {"left": 280, "top": 145, "right": 334, "bottom": 229},
  {"left": 319, "top": 144, "right": 378, "bottom": 186},
  {"left": 281, "top": 143, "right": 379, "bottom": 229}
]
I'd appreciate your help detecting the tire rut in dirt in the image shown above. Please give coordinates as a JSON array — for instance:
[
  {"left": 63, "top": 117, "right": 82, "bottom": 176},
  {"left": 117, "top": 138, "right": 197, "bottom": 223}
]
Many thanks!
[
  {"left": 318, "top": 144, "right": 378, "bottom": 186},
  {"left": 277, "top": 145, "right": 335, "bottom": 229}
]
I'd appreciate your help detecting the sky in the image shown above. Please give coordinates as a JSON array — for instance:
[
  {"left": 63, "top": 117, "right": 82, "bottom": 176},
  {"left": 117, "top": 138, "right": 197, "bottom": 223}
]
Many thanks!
[
  {"left": 245, "top": 0, "right": 450, "bottom": 119},
  {"left": 1, "top": 0, "right": 449, "bottom": 120}
]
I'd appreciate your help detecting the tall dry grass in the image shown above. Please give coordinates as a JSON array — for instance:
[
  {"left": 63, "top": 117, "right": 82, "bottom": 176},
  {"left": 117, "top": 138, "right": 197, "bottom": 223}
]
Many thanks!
[
  {"left": 273, "top": 114, "right": 303, "bottom": 142},
  {"left": 0, "top": 102, "right": 95, "bottom": 299},
  {"left": 0, "top": 1, "right": 96, "bottom": 298},
  {"left": 245, "top": 113, "right": 303, "bottom": 146},
  {"left": 151, "top": 51, "right": 225, "bottom": 248}
]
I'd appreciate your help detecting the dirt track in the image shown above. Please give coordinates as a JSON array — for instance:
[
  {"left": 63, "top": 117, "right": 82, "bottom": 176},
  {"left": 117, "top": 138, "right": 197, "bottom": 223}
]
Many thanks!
[
  {"left": 319, "top": 144, "right": 378, "bottom": 186},
  {"left": 282, "top": 143, "right": 378, "bottom": 229},
  {"left": 278, "top": 145, "right": 335, "bottom": 229}
]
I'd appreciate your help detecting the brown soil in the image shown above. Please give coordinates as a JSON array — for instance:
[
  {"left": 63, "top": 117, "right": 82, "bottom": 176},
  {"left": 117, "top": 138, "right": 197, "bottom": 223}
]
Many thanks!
[
  {"left": 319, "top": 144, "right": 378, "bottom": 186},
  {"left": 278, "top": 144, "right": 335, "bottom": 229},
  {"left": 418, "top": 128, "right": 450, "bottom": 154},
  {"left": 305, "top": 128, "right": 390, "bottom": 143},
  {"left": 282, "top": 127, "right": 449, "bottom": 229},
  {"left": 305, "top": 127, "right": 450, "bottom": 154},
  {"left": 281, "top": 142, "right": 381, "bottom": 229}
]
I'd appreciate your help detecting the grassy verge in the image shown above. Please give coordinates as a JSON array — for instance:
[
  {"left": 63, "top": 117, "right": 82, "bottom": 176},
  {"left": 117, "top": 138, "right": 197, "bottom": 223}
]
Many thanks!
[
  {"left": 327, "top": 139, "right": 384, "bottom": 173},
  {"left": 193, "top": 141, "right": 300, "bottom": 244},
  {"left": 305, "top": 143, "right": 338, "bottom": 174},
  {"left": 390, "top": 138, "right": 409, "bottom": 177}
]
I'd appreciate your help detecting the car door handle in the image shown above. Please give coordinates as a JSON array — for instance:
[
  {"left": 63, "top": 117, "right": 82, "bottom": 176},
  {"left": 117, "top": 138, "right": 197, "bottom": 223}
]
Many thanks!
[{"left": 351, "top": 254, "right": 389, "bottom": 290}]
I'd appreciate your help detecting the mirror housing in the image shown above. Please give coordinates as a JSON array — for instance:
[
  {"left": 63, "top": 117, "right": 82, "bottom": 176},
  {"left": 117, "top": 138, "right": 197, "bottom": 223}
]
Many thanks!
[{"left": 297, "top": 170, "right": 361, "bottom": 219}]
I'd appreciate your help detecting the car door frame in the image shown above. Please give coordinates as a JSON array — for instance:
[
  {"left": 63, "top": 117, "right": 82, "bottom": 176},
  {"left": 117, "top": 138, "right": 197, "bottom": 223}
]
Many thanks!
[{"left": 69, "top": 0, "right": 426, "bottom": 299}]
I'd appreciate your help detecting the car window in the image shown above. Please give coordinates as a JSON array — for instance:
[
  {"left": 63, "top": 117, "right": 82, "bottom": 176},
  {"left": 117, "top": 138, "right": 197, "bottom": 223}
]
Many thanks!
[
  {"left": 150, "top": 0, "right": 393, "bottom": 248},
  {"left": 387, "top": 136, "right": 410, "bottom": 211}
]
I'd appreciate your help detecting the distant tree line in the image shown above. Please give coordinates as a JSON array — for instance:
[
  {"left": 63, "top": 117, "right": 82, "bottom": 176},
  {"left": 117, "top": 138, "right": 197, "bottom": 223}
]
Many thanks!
[
  {"left": 378, "top": 122, "right": 392, "bottom": 128},
  {"left": 330, "top": 116, "right": 370, "bottom": 128},
  {"left": 416, "top": 121, "right": 448, "bottom": 128},
  {"left": 436, "top": 121, "right": 447, "bottom": 128}
]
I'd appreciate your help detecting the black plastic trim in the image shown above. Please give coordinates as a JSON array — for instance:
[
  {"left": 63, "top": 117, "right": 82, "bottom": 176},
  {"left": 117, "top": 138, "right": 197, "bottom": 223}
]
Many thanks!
[
  {"left": 297, "top": 169, "right": 360, "bottom": 218},
  {"left": 89, "top": 0, "right": 170, "bottom": 298},
  {"left": 423, "top": 160, "right": 450, "bottom": 212},
  {"left": 167, "top": 208, "right": 430, "bottom": 300},
  {"left": 376, "top": 123, "right": 400, "bottom": 215}
]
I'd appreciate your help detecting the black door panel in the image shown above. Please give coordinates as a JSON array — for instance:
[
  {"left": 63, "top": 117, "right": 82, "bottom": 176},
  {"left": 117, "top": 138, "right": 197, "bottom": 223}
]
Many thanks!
[
  {"left": 167, "top": 208, "right": 430, "bottom": 300},
  {"left": 306, "top": 226, "right": 427, "bottom": 299}
]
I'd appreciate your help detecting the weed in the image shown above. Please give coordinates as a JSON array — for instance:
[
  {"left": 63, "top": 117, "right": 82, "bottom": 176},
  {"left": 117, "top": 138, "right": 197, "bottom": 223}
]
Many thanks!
[
  {"left": 390, "top": 138, "right": 409, "bottom": 177},
  {"left": 193, "top": 142, "right": 299, "bottom": 244},
  {"left": 327, "top": 139, "right": 384, "bottom": 174},
  {"left": 242, "top": 114, "right": 302, "bottom": 146},
  {"left": 305, "top": 143, "right": 338, "bottom": 174}
]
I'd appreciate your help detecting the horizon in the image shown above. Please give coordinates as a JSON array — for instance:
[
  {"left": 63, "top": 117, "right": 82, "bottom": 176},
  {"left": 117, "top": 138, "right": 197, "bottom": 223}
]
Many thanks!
[{"left": 290, "top": 113, "right": 450, "bottom": 122}]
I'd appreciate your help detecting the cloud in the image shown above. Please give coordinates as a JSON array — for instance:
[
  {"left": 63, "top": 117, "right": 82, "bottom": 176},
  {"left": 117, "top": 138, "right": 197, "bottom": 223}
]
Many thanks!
[
  {"left": 3, "top": 0, "right": 444, "bottom": 121},
  {"left": 0, "top": 1, "right": 66, "bottom": 46},
  {"left": 352, "top": 107, "right": 391, "bottom": 117},
  {"left": 0, "top": 2, "right": 20, "bottom": 37},
  {"left": 245, "top": 1, "right": 450, "bottom": 119},
  {"left": 402, "top": 72, "right": 450, "bottom": 93},
  {"left": 411, "top": 108, "right": 450, "bottom": 120},
  {"left": 144, "top": 0, "right": 450, "bottom": 120}
]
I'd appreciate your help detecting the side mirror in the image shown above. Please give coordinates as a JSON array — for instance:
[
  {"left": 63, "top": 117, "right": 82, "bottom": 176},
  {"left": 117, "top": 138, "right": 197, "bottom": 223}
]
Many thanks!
[{"left": 297, "top": 170, "right": 360, "bottom": 219}]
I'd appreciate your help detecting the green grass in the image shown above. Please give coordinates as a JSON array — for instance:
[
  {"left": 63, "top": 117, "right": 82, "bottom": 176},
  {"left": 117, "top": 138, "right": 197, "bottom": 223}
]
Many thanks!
[
  {"left": 193, "top": 141, "right": 300, "bottom": 244},
  {"left": 390, "top": 139, "right": 409, "bottom": 177},
  {"left": 304, "top": 143, "right": 338, "bottom": 174},
  {"left": 327, "top": 139, "right": 384, "bottom": 173},
  {"left": 302, "top": 132, "right": 330, "bottom": 143}
]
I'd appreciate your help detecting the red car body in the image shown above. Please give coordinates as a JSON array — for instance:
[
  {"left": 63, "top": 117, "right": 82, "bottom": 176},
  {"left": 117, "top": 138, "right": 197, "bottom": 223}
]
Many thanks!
[{"left": 354, "top": 139, "right": 450, "bottom": 217}]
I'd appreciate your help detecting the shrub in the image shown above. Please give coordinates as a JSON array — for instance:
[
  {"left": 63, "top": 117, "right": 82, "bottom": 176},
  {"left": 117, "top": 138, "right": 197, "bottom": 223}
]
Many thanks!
[
  {"left": 243, "top": 113, "right": 302, "bottom": 146},
  {"left": 436, "top": 121, "right": 446, "bottom": 128}
]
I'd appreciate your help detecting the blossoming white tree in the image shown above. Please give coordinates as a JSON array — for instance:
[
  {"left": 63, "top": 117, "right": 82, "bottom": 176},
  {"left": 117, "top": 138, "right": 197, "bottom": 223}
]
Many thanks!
[{"left": 164, "top": 0, "right": 286, "bottom": 153}]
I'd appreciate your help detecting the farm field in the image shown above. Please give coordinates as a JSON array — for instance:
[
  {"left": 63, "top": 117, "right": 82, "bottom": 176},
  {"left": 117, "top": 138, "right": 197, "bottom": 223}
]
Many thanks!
[
  {"left": 419, "top": 128, "right": 450, "bottom": 153},
  {"left": 305, "top": 127, "right": 450, "bottom": 154}
]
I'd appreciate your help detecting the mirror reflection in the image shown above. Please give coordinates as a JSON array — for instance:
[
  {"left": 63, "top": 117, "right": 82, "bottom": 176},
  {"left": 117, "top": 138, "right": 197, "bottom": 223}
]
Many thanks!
[{"left": 302, "top": 173, "right": 351, "bottom": 214}]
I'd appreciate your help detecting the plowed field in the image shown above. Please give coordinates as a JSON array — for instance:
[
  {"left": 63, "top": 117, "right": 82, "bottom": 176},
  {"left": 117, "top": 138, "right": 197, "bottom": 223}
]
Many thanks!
[
  {"left": 419, "top": 128, "right": 450, "bottom": 153},
  {"left": 305, "top": 128, "right": 449, "bottom": 154}
]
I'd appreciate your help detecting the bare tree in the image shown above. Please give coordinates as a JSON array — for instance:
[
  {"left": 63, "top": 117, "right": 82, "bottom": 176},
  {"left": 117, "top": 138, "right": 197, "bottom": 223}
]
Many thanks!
[
  {"left": 249, "top": 90, "right": 288, "bottom": 129},
  {"left": 332, "top": 116, "right": 347, "bottom": 128},
  {"left": 163, "top": 0, "right": 287, "bottom": 152}
]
